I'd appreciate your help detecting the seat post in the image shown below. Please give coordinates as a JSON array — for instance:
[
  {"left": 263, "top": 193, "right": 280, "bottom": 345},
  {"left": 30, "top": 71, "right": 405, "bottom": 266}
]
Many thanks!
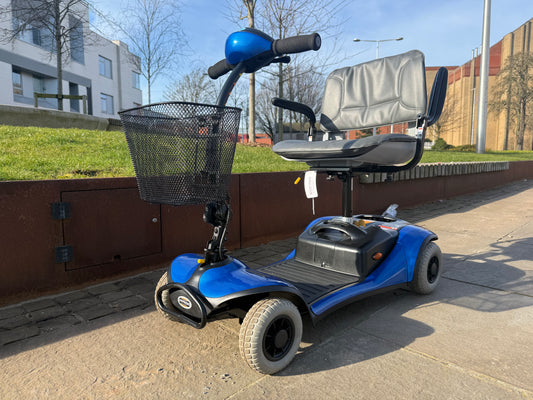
[{"left": 339, "top": 172, "right": 353, "bottom": 217}]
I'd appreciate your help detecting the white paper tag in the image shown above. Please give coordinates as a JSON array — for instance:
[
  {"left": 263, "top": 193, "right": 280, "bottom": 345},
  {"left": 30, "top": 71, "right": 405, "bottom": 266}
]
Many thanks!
[{"left": 304, "top": 170, "right": 318, "bottom": 199}]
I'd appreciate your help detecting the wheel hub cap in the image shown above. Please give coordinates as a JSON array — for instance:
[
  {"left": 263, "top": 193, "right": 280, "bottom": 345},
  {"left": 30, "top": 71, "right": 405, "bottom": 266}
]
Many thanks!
[
  {"left": 274, "top": 329, "right": 289, "bottom": 349},
  {"left": 263, "top": 316, "right": 295, "bottom": 361},
  {"left": 428, "top": 257, "right": 439, "bottom": 283}
]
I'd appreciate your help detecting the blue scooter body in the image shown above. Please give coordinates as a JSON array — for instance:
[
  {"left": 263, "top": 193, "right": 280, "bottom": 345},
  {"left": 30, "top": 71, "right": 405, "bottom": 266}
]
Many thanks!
[{"left": 164, "top": 217, "right": 436, "bottom": 325}]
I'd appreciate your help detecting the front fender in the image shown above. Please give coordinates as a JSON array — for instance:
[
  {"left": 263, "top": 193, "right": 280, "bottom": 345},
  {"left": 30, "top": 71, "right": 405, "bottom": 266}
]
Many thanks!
[
  {"left": 169, "top": 254, "right": 297, "bottom": 299},
  {"left": 398, "top": 225, "right": 438, "bottom": 281}
]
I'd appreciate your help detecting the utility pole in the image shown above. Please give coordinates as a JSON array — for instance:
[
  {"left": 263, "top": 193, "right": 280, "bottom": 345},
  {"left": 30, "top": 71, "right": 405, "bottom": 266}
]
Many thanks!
[{"left": 476, "top": 0, "right": 491, "bottom": 153}]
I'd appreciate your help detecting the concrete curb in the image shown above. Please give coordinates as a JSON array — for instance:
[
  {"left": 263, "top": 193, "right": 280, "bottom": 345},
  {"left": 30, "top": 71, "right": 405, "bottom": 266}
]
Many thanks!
[{"left": 360, "top": 161, "right": 510, "bottom": 183}]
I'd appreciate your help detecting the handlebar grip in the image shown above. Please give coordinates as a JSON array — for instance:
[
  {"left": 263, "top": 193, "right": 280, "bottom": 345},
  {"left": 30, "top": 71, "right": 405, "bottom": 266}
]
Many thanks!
[
  {"left": 272, "top": 33, "right": 321, "bottom": 56},
  {"left": 208, "top": 59, "right": 232, "bottom": 79}
]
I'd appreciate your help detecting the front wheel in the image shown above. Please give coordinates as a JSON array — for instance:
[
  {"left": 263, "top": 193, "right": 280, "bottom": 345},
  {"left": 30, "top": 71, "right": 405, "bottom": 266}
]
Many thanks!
[
  {"left": 411, "top": 241, "right": 442, "bottom": 294},
  {"left": 154, "top": 271, "right": 180, "bottom": 322},
  {"left": 239, "top": 298, "right": 302, "bottom": 374}
]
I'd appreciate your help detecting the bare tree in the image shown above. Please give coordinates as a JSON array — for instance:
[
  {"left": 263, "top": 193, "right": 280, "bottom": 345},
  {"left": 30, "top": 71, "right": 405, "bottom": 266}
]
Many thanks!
[
  {"left": 284, "top": 59, "right": 324, "bottom": 132},
  {"left": 428, "top": 95, "right": 459, "bottom": 143},
  {"left": 228, "top": 0, "right": 346, "bottom": 142},
  {"left": 165, "top": 66, "right": 248, "bottom": 136},
  {"left": 257, "top": 0, "right": 346, "bottom": 141},
  {"left": 163, "top": 67, "right": 216, "bottom": 103},
  {"left": 490, "top": 52, "right": 533, "bottom": 150},
  {"left": 256, "top": 75, "right": 278, "bottom": 140},
  {"left": 1, "top": 0, "right": 90, "bottom": 110},
  {"left": 164, "top": 66, "right": 247, "bottom": 106},
  {"left": 257, "top": 62, "right": 324, "bottom": 141},
  {"left": 112, "top": 0, "right": 184, "bottom": 104}
]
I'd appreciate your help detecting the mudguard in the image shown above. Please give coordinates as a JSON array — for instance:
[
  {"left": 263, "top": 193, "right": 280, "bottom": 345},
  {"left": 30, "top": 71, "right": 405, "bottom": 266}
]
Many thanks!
[{"left": 169, "top": 254, "right": 301, "bottom": 303}]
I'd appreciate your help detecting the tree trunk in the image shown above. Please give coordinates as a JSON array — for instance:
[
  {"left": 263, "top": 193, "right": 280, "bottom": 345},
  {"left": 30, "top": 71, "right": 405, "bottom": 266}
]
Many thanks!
[
  {"left": 56, "top": 46, "right": 63, "bottom": 111},
  {"left": 147, "top": 62, "right": 152, "bottom": 104},
  {"left": 518, "top": 99, "right": 527, "bottom": 150},
  {"left": 54, "top": 0, "right": 63, "bottom": 111},
  {"left": 277, "top": 62, "right": 283, "bottom": 142}
]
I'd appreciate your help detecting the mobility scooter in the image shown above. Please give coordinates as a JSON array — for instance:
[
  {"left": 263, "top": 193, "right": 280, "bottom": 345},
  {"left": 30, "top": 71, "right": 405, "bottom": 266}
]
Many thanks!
[{"left": 119, "top": 27, "right": 448, "bottom": 374}]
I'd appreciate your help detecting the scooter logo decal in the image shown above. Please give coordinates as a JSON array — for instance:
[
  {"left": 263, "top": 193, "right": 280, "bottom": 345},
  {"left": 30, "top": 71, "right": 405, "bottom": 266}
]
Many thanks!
[{"left": 177, "top": 296, "right": 192, "bottom": 309}]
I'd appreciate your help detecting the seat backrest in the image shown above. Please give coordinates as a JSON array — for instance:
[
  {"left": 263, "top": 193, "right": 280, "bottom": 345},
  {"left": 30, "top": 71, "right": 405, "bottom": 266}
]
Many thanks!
[{"left": 320, "top": 50, "right": 427, "bottom": 133}]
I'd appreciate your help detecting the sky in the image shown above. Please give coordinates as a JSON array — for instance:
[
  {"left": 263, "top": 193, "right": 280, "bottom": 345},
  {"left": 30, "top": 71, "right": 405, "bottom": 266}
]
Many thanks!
[{"left": 90, "top": 0, "right": 533, "bottom": 104}]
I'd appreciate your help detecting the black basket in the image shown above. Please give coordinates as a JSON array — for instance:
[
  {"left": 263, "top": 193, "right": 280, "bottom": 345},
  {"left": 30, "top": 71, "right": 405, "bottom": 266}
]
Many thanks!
[{"left": 119, "top": 102, "right": 241, "bottom": 206}]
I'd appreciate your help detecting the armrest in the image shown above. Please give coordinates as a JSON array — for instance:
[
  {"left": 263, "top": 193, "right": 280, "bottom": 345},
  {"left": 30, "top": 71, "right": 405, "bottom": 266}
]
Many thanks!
[
  {"left": 271, "top": 97, "right": 316, "bottom": 125},
  {"left": 427, "top": 67, "right": 448, "bottom": 127}
]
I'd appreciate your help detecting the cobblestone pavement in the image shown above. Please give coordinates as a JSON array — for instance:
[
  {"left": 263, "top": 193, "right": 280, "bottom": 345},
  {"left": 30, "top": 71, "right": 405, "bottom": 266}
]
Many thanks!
[{"left": 0, "top": 238, "right": 298, "bottom": 348}]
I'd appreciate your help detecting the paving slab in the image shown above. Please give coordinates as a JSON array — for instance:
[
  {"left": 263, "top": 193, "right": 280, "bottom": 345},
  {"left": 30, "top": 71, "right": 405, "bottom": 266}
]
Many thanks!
[{"left": 356, "top": 278, "right": 533, "bottom": 391}]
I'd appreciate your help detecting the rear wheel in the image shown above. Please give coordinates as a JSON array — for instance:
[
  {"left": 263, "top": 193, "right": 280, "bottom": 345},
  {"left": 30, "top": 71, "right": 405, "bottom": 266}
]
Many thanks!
[
  {"left": 154, "top": 271, "right": 180, "bottom": 321},
  {"left": 411, "top": 241, "right": 442, "bottom": 294},
  {"left": 239, "top": 298, "right": 302, "bottom": 374}
]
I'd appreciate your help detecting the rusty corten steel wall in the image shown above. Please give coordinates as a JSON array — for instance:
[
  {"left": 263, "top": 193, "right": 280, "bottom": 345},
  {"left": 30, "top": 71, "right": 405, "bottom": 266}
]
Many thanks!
[
  {"left": 1, "top": 161, "right": 532, "bottom": 305},
  {"left": 238, "top": 172, "right": 343, "bottom": 247}
]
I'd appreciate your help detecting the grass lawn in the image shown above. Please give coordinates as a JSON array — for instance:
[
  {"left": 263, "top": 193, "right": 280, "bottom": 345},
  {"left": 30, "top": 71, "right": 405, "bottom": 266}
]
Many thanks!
[{"left": 1, "top": 125, "right": 532, "bottom": 181}]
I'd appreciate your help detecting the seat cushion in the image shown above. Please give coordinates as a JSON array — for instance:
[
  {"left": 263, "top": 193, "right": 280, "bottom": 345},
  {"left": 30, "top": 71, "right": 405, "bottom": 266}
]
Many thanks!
[{"left": 272, "top": 134, "right": 417, "bottom": 166}]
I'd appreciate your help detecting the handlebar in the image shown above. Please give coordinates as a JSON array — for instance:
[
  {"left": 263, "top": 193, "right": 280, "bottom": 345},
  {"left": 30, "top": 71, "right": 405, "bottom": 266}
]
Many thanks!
[
  {"left": 208, "top": 31, "right": 321, "bottom": 79},
  {"left": 208, "top": 59, "right": 232, "bottom": 79},
  {"left": 272, "top": 33, "right": 321, "bottom": 56}
]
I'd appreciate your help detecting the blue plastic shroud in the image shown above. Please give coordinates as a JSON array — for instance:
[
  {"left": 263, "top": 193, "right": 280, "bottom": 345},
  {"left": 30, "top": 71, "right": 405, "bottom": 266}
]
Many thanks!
[
  {"left": 311, "top": 224, "right": 431, "bottom": 316},
  {"left": 169, "top": 223, "right": 434, "bottom": 318},
  {"left": 225, "top": 30, "right": 273, "bottom": 65},
  {"left": 169, "top": 254, "right": 292, "bottom": 299}
]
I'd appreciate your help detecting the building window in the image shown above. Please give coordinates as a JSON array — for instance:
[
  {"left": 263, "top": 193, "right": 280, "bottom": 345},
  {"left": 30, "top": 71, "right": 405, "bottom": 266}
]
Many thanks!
[
  {"left": 99, "top": 56, "right": 112, "bottom": 79},
  {"left": 13, "top": 15, "right": 55, "bottom": 52},
  {"left": 31, "top": 27, "right": 41, "bottom": 46},
  {"left": 69, "top": 82, "right": 80, "bottom": 113},
  {"left": 132, "top": 71, "right": 141, "bottom": 89},
  {"left": 12, "top": 70, "right": 23, "bottom": 95},
  {"left": 33, "top": 75, "right": 46, "bottom": 94},
  {"left": 69, "top": 16, "right": 84, "bottom": 64},
  {"left": 100, "top": 93, "right": 114, "bottom": 115}
]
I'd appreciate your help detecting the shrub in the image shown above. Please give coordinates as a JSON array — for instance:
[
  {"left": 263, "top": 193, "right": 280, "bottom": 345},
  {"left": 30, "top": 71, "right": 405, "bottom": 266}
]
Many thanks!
[
  {"left": 432, "top": 138, "right": 454, "bottom": 151},
  {"left": 453, "top": 144, "right": 476, "bottom": 152}
]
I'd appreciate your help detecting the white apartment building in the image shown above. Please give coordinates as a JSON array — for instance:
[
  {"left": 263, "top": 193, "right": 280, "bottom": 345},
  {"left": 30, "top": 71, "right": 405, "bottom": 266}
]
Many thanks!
[{"left": 0, "top": 0, "right": 142, "bottom": 118}]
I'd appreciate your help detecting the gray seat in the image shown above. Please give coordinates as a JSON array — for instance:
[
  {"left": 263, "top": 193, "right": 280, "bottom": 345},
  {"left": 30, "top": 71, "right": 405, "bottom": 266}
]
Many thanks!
[{"left": 272, "top": 50, "right": 428, "bottom": 170}]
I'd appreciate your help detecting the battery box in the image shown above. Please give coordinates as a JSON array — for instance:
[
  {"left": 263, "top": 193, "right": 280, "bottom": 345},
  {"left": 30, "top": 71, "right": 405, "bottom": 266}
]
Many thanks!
[{"left": 295, "top": 218, "right": 398, "bottom": 278}]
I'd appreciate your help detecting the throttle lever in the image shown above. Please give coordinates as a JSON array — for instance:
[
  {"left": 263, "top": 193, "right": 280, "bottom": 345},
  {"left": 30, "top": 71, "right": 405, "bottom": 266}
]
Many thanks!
[{"left": 270, "top": 56, "right": 291, "bottom": 64}]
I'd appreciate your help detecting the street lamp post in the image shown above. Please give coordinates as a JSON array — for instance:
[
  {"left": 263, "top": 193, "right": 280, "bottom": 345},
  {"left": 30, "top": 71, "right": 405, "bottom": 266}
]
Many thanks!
[
  {"left": 353, "top": 37, "right": 404, "bottom": 59},
  {"left": 353, "top": 37, "right": 404, "bottom": 135}
]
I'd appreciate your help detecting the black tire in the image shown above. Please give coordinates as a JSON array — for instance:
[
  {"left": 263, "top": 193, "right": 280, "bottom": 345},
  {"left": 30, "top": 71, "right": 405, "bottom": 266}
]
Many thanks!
[
  {"left": 154, "top": 271, "right": 180, "bottom": 322},
  {"left": 411, "top": 241, "right": 442, "bottom": 294},
  {"left": 239, "top": 298, "right": 302, "bottom": 374}
]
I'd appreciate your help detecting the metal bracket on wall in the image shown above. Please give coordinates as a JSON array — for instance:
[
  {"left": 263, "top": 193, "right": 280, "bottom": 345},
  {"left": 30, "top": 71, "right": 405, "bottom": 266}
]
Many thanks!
[
  {"left": 55, "top": 245, "right": 73, "bottom": 263},
  {"left": 51, "top": 202, "right": 71, "bottom": 220}
]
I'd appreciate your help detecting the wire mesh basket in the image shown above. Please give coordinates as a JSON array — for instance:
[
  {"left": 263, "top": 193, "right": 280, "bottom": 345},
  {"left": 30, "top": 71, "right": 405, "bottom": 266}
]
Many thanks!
[{"left": 119, "top": 102, "right": 241, "bottom": 206}]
